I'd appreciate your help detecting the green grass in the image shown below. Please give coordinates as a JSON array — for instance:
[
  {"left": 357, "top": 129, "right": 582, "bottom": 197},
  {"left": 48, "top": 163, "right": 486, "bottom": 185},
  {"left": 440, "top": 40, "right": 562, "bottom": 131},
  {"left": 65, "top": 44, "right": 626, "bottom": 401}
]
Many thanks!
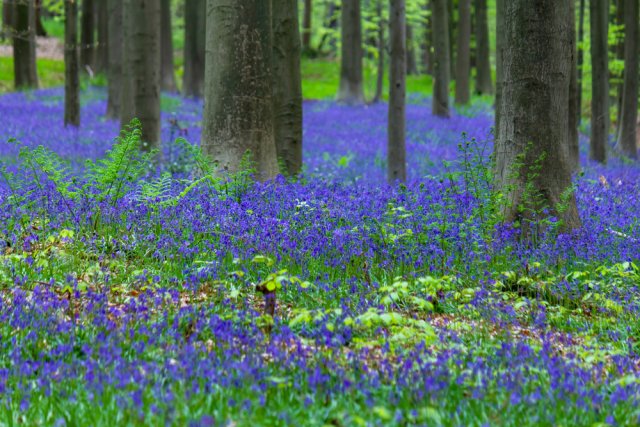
[{"left": 0, "top": 57, "right": 65, "bottom": 93}]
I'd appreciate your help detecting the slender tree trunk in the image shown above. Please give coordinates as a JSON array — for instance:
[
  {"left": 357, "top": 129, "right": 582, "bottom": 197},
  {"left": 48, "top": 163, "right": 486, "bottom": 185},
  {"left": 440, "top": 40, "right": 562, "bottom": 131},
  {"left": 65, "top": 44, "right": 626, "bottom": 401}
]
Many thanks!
[
  {"left": 432, "top": 0, "right": 450, "bottom": 117},
  {"left": 272, "top": 0, "right": 303, "bottom": 175},
  {"left": 94, "top": 0, "right": 107, "bottom": 74},
  {"left": 474, "top": 0, "right": 492, "bottom": 94},
  {"left": 119, "top": 0, "right": 134, "bottom": 127},
  {"left": 454, "top": 0, "right": 470, "bottom": 105},
  {"left": 201, "top": 0, "right": 278, "bottom": 180},
  {"left": 406, "top": 24, "right": 417, "bottom": 75},
  {"left": 495, "top": 0, "right": 581, "bottom": 235},
  {"left": 13, "top": 0, "right": 38, "bottom": 89},
  {"left": 495, "top": 0, "right": 504, "bottom": 133},
  {"left": 2, "top": 1, "right": 14, "bottom": 41},
  {"left": 388, "top": 0, "right": 406, "bottom": 183},
  {"left": 64, "top": 0, "right": 79, "bottom": 127},
  {"left": 302, "top": 0, "right": 312, "bottom": 52},
  {"left": 577, "top": 0, "right": 586, "bottom": 121},
  {"left": 372, "top": 0, "right": 384, "bottom": 103},
  {"left": 422, "top": 0, "right": 433, "bottom": 74},
  {"left": 616, "top": 0, "right": 638, "bottom": 158},
  {"left": 80, "top": 0, "right": 95, "bottom": 72},
  {"left": 34, "top": 0, "right": 45, "bottom": 36},
  {"left": 160, "top": 0, "right": 177, "bottom": 92},
  {"left": 123, "top": 0, "right": 161, "bottom": 150},
  {"left": 448, "top": 0, "right": 455, "bottom": 80},
  {"left": 613, "top": 0, "right": 625, "bottom": 118},
  {"left": 106, "top": 0, "right": 122, "bottom": 119},
  {"left": 337, "top": 0, "right": 364, "bottom": 104},
  {"left": 183, "top": 0, "right": 205, "bottom": 97},
  {"left": 590, "top": 0, "right": 609, "bottom": 164},
  {"left": 568, "top": 0, "right": 580, "bottom": 171}
]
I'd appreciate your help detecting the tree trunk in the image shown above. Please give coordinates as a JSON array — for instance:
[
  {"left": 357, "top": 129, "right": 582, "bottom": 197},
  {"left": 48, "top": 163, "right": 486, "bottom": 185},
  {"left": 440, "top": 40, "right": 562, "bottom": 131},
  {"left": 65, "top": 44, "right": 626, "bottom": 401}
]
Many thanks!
[
  {"left": 616, "top": 0, "right": 638, "bottom": 158},
  {"left": 495, "top": 0, "right": 504, "bottom": 134},
  {"left": 388, "top": 0, "right": 406, "bottom": 183},
  {"left": 432, "top": 0, "right": 450, "bottom": 117},
  {"left": 372, "top": 0, "right": 384, "bottom": 103},
  {"left": 454, "top": 0, "right": 470, "bottom": 105},
  {"left": 13, "top": 0, "right": 38, "bottom": 89},
  {"left": 123, "top": 0, "right": 161, "bottom": 150},
  {"left": 183, "top": 0, "right": 205, "bottom": 98},
  {"left": 474, "top": 0, "right": 492, "bottom": 94},
  {"left": 201, "top": 0, "right": 278, "bottom": 180},
  {"left": 34, "top": 0, "right": 46, "bottom": 36},
  {"left": 577, "top": 0, "right": 586, "bottom": 121},
  {"left": 318, "top": 1, "right": 339, "bottom": 56},
  {"left": 590, "top": 0, "right": 609, "bottom": 164},
  {"left": 64, "top": 0, "right": 79, "bottom": 127},
  {"left": 302, "top": 0, "right": 312, "bottom": 52},
  {"left": 422, "top": 0, "right": 433, "bottom": 74},
  {"left": 94, "top": 0, "right": 107, "bottom": 74},
  {"left": 106, "top": 0, "right": 122, "bottom": 119},
  {"left": 495, "top": 0, "right": 581, "bottom": 235},
  {"left": 613, "top": 0, "right": 625, "bottom": 118},
  {"left": 160, "top": 0, "right": 177, "bottom": 92},
  {"left": 568, "top": 0, "right": 580, "bottom": 171},
  {"left": 2, "top": 1, "right": 14, "bottom": 41},
  {"left": 119, "top": 0, "right": 134, "bottom": 127},
  {"left": 448, "top": 0, "right": 455, "bottom": 80},
  {"left": 272, "top": 0, "right": 303, "bottom": 176},
  {"left": 337, "top": 0, "right": 364, "bottom": 105},
  {"left": 80, "top": 0, "right": 95, "bottom": 72},
  {"left": 406, "top": 24, "right": 417, "bottom": 75}
]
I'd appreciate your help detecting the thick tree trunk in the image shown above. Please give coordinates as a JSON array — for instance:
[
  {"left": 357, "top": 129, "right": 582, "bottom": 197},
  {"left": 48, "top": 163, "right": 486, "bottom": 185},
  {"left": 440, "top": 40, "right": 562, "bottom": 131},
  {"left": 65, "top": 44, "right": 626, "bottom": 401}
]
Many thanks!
[
  {"left": 80, "top": 0, "right": 95, "bottom": 72},
  {"left": 388, "top": 0, "right": 406, "bottom": 183},
  {"left": 406, "top": 24, "right": 417, "bottom": 75},
  {"left": 13, "top": 0, "right": 38, "bottom": 89},
  {"left": 201, "top": 0, "right": 278, "bottom": 180},
  {"left": 94, "top": 0, "right": 107, "bottom": 74},
  {"left": 568, "top": 0, "right": 580, "bottom": 171},
  {"left": 123, "top": 0, "right": 161, "bottom": 150},
  {"left": 454, "top": 0, "right": 470, "bottom": 105},
  {"left": 64, "top": 0, "right": 79, "bottom": 127},
  {"left": 160, "top": 0, "right": 177, "bottom": 92},
  {"left": 590, "top": 0, "right": 609, "bottom": 164},
  {"left": 106, "top": 0, "right": 122, "bottom": 119},
  {"left": 495, "top": 0, "right": 581, "bottom": 234},
  {"left": 474, "top": 0, "right": 492, "bottom": 95},
  {"left": 432, "top": 0, "right": 450, "bottom": 117},
  {"left": 302, "top": 0, "right": 312, "bottom": 52},
  {"left": 372, "top": 0, "right": 384, "bottom": 103},
  {"left": 616, "top": 0, "right": 638, "bottom": 158},
  {"left": 337, "top": 0, "right": 364, "bottom": 105},
  {"left": 577, "top": 0, "right": 586, "bottom": 121},
  {"left": 272, "top": 0, "right": 303, "bottom": 176},
  {"left": 183, "top": 0, "right": 205, "bottom": 98}
]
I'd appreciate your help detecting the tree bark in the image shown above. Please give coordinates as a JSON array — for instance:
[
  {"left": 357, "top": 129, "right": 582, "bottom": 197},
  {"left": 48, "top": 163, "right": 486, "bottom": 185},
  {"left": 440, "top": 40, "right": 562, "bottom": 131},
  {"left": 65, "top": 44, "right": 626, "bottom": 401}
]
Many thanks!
[
  {"left": 495, "top": 0, "right": 581, "bottom": 235},
  {"left": 12, "top": 0, "right": 38, "bottom": 89},
  {"left": 422, "top": 0, "right": 433, "bottom": 74},
  {"left": 474, "top": 0, "right": 492, "bottom": 95},
  {"left": 616, "top": 0, "right": 638, "bottom": 158},
  {"left": 119, "top": 0, "right": 134, "bottom": 127},
  {"left": 302, "top": 0, "right": 312, "bottom": 52},
  {"left": 406, "top": 24, "right": 417, "bottom": 75},
  {"left": 577, "top": 0, "right": 586, "bottom": 121},
  {"left": 272, "top": 0, "right": 303, "bottom": 175},
  {"left": 94, "top": 0, "right": 107, "bottom": 74},
  {"left": 64, "top": 0, "right": 79, "bottom": 127},
  {"left": 448, "top": 0, "right": 455, "bottom": 80},
  {"left": 495, "top": 0, "right": 504, "bottom": 134},
  {"left": 122, "top": 0, "right": 161, "bottom": 150},
  {"left": 201, "top": 0, "right": 279, "bottom": 180},
  {"left": 388, "top": 0, "right": 406, "bottom": 183},
  {"left": 34, "top": 0, "right": 45, "bottom": 36},
  {"left": 337, "top": 0, "right": 364, "bottom": 105},
  {"left": 183, "top": 0, "right": 205, "bottom": 97},
  {"left": 2, "top": 1, "right": 14, "bottom": 41},
  {"left": 372, "top": 0, "right": 384, "bottom": 103},
  {"left": 80, "top": 0, "right": 95, "bottom": 72},
  {"left": 590, "top": 0, "right": 609, "bottom": 164},
  {"left": 106, "top": 0, "right": 122, "bottom": 119},
  {"left": 160, "top": 0, "right": 177, "bottom": 92},
  {"left": 568, "top": 0, "right": 580, "bottom": 171},
  {"left": 432, "top": 0, "right": 450, "bottom": 117},
  {"left": 454, "top": 0, "right": 470, "bottom": 105}
]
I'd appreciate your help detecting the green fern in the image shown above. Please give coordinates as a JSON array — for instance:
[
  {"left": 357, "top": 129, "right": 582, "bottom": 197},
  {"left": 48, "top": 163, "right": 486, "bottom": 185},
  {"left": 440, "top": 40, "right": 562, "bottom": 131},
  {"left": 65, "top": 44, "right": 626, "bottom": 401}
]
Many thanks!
[{"left": 138, "top": 172, "right": 173, "bottom": 202}]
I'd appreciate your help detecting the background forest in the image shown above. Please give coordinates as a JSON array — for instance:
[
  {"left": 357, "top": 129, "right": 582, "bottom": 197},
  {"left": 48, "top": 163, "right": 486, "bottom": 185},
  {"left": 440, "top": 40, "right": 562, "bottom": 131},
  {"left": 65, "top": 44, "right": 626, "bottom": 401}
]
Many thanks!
[{"left": 0, "top": 0, "right": 639, "bottom": 426}]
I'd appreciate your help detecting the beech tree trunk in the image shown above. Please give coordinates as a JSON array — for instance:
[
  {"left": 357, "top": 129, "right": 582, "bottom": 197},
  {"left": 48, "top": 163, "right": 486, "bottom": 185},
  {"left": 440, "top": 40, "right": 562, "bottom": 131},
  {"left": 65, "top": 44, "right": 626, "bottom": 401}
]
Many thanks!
[
  {"left": 454, "top": 0, "right": 470, "bottom": 105},
  {"left": 432, "top": 0, "right": 450, "bottom": 117},
  {"left": 422, "top": 0, "right": 433, "bottom": 74},
  {"left": 616, "top": 0, "right": 638, "bottom": 158},
  {"left": 80, "top": 0, "right": 95, "bottom": 72},
  {"left": 64, "top": 0, "right": 79, "bottom": 127},
  {"left": 12, "top": 0, "right": 38, "bottom": 89},
  {"left": 406, "top": 24, "right": 417, "bottom": 75},
  {"left": 106, "top": 0, "right": 122, "bottom": 119},
  {"left": 568, "top": 0, "right": 580, "bottom": 171},
  {"left": 160, "top": 0, "right": 177, "bottom": 92},
  {"left": 272, "top": 0, "right": 303, "bottom": 175},
  {"left": 495, "top": 0, "right": 504, "bottom": 133},
  {"left": 94, "top": 0, "right": 107, "bottom": 74},
  {"left": 337, "top": 0, "right": 364, "bottom": 105},
  {"left": 183, "top": 0, "right": 205, "bottom": 98},
  {"left": 495, "top": 0, "right": 581, "bottom": 235},
  {"left": 388, "top": 0, "right": 406, "bottom": 183},
  {"left": 302, "top": 0, "right": 312, "bottom": 52},
  {"left": 34, "top": 0, "right": 45, "bottom": 36},
  {"left": 201, "top": 0, "right": 279, "bottom": 180},
  {"left": 122, "top": 0, "right": 161, "bottom": 150},
  {"left": 372, "top": 0, "right": 384, "bottom": 103},
  {"left": 590, "top": 0, "right": 609, "bottom": 164},
  {"left": 474, "top": 0, "right": 492, "bottom": 94},
  {"left": 2, "top": 1, "right": 14, "bottom": 41},
  {"left": 577, "top": 0, "right": 586, "bottom": 120}
]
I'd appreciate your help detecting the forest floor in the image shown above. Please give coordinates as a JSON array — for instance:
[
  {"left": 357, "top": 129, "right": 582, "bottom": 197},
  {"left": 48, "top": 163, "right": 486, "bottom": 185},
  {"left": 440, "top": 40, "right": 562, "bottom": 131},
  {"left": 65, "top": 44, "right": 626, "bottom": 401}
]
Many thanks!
[
  {"left": 0, "top": 88, "right": 639, "bottom": 426},
  {"left": 0, "top": 36, "right": 63, "bottom": 60}
]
